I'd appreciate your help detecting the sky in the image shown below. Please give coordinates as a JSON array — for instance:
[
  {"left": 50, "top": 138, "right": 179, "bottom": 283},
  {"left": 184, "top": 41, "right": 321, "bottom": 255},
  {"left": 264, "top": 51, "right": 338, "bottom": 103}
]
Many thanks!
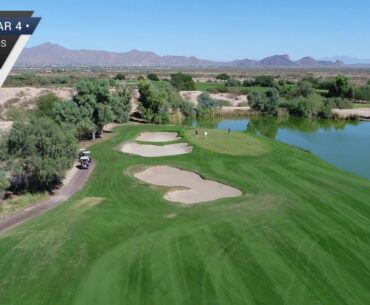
[{"left": 2, "top": 0, "right": 370, "bottom": 61}]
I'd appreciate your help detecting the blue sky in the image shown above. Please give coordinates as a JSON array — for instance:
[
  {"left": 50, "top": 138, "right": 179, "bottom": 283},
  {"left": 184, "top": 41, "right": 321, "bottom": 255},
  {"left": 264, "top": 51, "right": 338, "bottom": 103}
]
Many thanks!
[{"left": 2, "top": 0, "right": 370, "bottom": 60}]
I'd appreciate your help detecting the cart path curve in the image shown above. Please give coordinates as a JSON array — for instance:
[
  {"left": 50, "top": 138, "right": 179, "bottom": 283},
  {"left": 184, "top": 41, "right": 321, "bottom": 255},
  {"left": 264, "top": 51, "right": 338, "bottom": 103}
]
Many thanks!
[{"left": 0, "top": 161, "right": 95, "bottom": 233}]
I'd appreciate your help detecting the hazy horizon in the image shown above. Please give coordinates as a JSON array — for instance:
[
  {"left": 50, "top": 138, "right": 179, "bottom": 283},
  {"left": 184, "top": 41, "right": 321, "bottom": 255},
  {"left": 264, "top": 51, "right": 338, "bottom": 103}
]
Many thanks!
[{"left": 4, "top": 0, "right": 370, "bottom": 61}]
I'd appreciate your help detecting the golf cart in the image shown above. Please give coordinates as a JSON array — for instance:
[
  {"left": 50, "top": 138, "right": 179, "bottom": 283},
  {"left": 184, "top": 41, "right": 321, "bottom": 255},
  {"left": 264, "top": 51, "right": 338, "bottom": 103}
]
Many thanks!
[
  {"left": 79, "top": 156, "right": 90, "bottom": 169},
  {"left": 79, "top": 149, "right": 92, "bottom": 163}
]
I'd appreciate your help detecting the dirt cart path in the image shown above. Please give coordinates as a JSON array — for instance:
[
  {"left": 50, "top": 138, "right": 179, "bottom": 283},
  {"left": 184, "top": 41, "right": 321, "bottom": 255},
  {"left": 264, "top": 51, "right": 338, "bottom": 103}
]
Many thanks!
[{"left": 0, "top": 161, "right": 95, "bottom": 233}]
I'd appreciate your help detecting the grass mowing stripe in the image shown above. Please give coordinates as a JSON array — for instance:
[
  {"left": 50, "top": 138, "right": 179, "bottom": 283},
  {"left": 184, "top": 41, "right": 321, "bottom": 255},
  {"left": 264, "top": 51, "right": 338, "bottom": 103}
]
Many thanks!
[{"left": 0, "top": 124, "right": 370, "bottom": 305}]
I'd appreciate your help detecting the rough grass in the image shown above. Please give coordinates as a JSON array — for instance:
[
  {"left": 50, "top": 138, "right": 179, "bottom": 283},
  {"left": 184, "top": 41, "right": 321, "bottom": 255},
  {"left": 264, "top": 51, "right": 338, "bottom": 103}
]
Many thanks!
[
  {"left": 352, "top": 102, "right": 370, "bottom": 108},
  {"left": 0, "top": 192, "right": 49, "bottom": 219},
  {"left": 0, "top": 125, "right": 370, "bottom": 305}
]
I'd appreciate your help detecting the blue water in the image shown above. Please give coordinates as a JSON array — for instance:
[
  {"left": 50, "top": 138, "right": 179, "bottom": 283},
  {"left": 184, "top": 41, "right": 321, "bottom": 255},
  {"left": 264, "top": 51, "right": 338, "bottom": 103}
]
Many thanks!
[{"left": 194, "top": 117, "right": 370, "bottom": 180}]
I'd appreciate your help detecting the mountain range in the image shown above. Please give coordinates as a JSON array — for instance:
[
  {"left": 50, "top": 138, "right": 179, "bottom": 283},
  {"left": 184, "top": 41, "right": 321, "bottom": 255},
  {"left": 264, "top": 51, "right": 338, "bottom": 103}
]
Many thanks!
[{"left": 16, "top": 42, "right": 368, "bottom": 68}]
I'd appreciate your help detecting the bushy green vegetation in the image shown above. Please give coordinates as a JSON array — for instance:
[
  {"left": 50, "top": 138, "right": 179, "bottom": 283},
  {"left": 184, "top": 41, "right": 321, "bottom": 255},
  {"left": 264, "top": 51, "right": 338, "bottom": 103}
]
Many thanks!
[
  {"left": 138, "top": 81, "right": 171, "bottom": 124},
  {"left": 1, "top": 116, "right": 78, "bottom": 192},
  {"left": 253, "top": 75, "right": 275, "bottom": 87},
  {"left": 245, "top": 75, "right": 356, "bottom": 119},
  {"left": 215, "top": 73, "right": 230, "bottom": 80},
  {"left": 114, "top": 73, "right": 126, "bottom": 80},
  {"left": 0, "top": 171, "right": 10, "bottom": 199},
  {"left": 225, "top": 78, "right": 241, "bottom": 87},
  {"left": 147, "top": 73, "right": 159, "bottom": 81},
  {"left": 138, "top": 81, "right": 194, "bottom": 124},
  {"left": 354, "top": 85, "right": 370, "bottom": 101},
  {"left": 327, "top": 75, "right": 354, "bottom": 98},
  {"left": 194, "top": 82, "right": 269, "bottom": 95},
  {"left": 0, "top": 79, "right": 132, "bottom": 195},
  {"left": 3, "top": 74, "right": 80, "bottom": 87},
  {"left": 170, "top": 73, "right": 196, "bottom": 90},
  {"left": 196, "top": 92, "right": 221, "bottom": 118},
  {"left": 0, "top": 125, "right": 370, "bottom": 305},
  {"left": 249, "top": 89, "right": 280, "bottom": 115},
  {"left": 53, "top": 79, "right": 131, "bottom": 138}
]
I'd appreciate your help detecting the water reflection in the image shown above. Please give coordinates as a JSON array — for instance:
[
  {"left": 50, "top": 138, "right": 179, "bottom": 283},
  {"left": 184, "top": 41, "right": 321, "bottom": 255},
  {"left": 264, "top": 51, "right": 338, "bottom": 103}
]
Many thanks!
[{"left": 191, "top": 117, "right": 370, "bottom": 180}]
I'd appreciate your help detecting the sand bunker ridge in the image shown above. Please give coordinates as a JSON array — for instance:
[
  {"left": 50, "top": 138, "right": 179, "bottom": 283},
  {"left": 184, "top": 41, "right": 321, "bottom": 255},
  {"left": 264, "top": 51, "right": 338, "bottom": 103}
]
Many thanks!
[
  {"left": 134, "top": 166, "right": 242, "bottom": 204},
  {"left": 136, "top": 132, "right": 180, "bottom": 142},
  {"left": 120, "top": 142, "right": 192, "bottom": 157}
]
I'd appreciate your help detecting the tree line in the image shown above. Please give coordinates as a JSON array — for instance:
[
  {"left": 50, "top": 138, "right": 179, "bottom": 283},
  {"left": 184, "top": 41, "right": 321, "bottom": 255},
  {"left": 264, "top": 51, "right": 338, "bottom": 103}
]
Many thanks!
[{"left": 0, "top": 78, "right": 131, "bottom": 197}]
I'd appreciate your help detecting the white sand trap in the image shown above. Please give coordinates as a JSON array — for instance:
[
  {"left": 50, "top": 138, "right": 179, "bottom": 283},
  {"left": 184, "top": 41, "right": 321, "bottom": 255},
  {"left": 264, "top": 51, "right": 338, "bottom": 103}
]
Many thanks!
[
  {"left": 136, "top": 132, "right": 180, "bottom": 142},
  {"left": 134, "top": 166, "right": 242, "bottom": 204},
  {"left": 121, "top": 142, "right": 192, "bottom": 157}
]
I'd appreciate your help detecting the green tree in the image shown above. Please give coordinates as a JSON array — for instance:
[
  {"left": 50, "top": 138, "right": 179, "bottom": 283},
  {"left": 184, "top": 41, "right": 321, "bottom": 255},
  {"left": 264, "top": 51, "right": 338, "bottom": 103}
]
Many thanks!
[
  {"left": 114, "top": 73, "right": 126, "bottom": 80},
  {"left": 254, "top": 75, "right": 275, "bottom": 87},
  {"left": 295, "top": 81, "right": 315, "bottom": 97},
  {"left": 354, "top": 85, "right": 370, "bottom": 101},
  {"left": 301, "top": 76, "right": 321, "bottom": 88},
  {"left": 0, "top": 171, "right": 10, "bottom": 199},
  {"left": 5, "top": 117, "right": 78, "bottom": 192},
  {"left": 328, "top": 76, "right": 354, "bottom": 98},
  {"left": 170, "top": 73, "right": 195, "bottom": 90},
  {"left": 225, "top": 78, "right": 241, "bottom": 87},
  {"left": 249, "top": 89, "right": 280, "bottom": 115},
  {"left": 110, "top": 89, "right": 131, "bottom": 123},
  {"left": 138, "top": 81, "right": 170, "bottom": 124},
  {"left": 147, "top": 73, "right": 159, "bottom": 81},
  {"left": 95, "top": 104, "right": 114, "bottom": 133},
  {"left": 285, "top": 94, "right": 324, "bottom": 118},
  {"left": 216, "top": 73, "right": 230, "bottom": 81},
  {"left": 35, "top": 93, "right": 60, "bottom": 117},
  {"left": 196, "top": 92, "right": 220, "bottom": 118},
  {"left": 72, "top": 79, "right": 131, "bottom": 138}
]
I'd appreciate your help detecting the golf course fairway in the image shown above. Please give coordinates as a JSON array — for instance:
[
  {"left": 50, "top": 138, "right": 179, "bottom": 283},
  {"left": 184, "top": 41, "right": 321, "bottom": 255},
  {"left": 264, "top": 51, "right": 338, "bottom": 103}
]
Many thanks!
[{"left": 0, "top": 125, "right": 370, "bottom": 305}]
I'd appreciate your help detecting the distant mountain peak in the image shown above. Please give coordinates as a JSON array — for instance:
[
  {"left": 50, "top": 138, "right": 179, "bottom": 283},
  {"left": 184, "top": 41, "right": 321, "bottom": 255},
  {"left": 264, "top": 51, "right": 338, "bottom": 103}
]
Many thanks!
[{"left": 17, "top": 43, "right": 349, "bottom": 67}]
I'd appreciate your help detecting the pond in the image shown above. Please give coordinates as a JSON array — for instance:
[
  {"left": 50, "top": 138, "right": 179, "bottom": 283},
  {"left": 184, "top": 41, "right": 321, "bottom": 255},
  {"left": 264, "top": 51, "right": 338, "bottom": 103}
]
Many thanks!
[{"left": 192, "top": 117, "right": 370, "bottom": 180}]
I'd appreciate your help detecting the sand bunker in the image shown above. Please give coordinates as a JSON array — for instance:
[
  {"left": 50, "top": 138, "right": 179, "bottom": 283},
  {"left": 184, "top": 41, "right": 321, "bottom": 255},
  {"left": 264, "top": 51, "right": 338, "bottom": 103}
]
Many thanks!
[
  {"left": 121, "top": 142, "right": 192, "bottom": 157},
  {"left": 134, "top": 166, "right": 242, "bottom": 204},
  {"left": 136, "top": 132, "right": 180, "bottom": 142}
]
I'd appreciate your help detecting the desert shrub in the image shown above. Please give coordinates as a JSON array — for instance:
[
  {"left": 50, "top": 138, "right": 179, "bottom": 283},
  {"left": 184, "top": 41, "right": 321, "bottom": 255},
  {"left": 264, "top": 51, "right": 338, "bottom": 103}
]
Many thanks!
[
  {"left": 4, "top": 116, "right": 78, "bottom": 192},
  {"left": 301, "top": 76, "right": 321, "bottom": 88},
  {"left": 207, "top": 85, "right": 228, "bottom": 93},
  {"left": 170, "top": 73, "right": 195, "bottom": 90},
  {"left": 147, "top": 73, "right": 159, "bottom": 81},
  {"left": 35, "top": 93, "right": 60, "bottom": 117},
  {"left": 114, "top": 73, "right": 126, "bottom": 80},
  {"left": 327, "top": 75, "right": 354, "bottom": 98},
  {"left": 294, "top": 81, "right": 315, "bottom": 97},
  {"left": 225, "top": 78, "right": 241, "bottom": 87},
  {"left": 0, "top": 171, "right": 10, "bottom": 199},
  {"left": 196, "top": 92, "right": 221, "bottom": 117},
  {"left": 354, "top": 85, "right": 370, "bottom": 101},
  {"left": 249, "top": 89, "right": 280, "bottom": 115},
  {"left": 138, "top": 81, "right": 170, "bottom": 124},
  {"left": 216, "top": 73, "right": 230, "bottom": 81},
  {"left": 242, "top": 79, "right": 255, "bottom": 87},
  {"left": 238, "top": 101, "right": 249, "bottom": 107},
  {"left": 216, "top": 100, "right": 232, "bottom": 106},
  {"left": 4, "top": 98, "right": 20, "bottom": 108},
  {"left": 254, "top": 75, "right": 275, "bottom": 87}
]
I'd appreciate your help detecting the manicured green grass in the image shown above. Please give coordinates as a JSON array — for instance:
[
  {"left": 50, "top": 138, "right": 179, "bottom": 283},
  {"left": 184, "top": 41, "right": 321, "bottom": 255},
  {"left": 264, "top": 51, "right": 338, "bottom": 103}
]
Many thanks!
[
  {"left": 1, "top": 125, "right": 370, "bottom": 305},
  {"left": 185, "top": 128, "right": 270, "bottom": 156}
]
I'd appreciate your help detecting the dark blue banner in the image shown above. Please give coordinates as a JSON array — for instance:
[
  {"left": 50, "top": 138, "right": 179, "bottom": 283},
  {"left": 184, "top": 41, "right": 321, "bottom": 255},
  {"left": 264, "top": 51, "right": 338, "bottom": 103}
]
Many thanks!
[{"left": 0, "top": 17, "right": 41, "bottom": 35}]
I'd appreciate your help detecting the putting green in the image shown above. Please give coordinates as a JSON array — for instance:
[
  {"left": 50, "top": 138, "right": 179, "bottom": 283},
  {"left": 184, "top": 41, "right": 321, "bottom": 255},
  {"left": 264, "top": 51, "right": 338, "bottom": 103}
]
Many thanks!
[
  {"left": 0, "top": 125, "right": 370, "bottom": 305},
  {"left": 185, "top": 128, "right": 270, "bottom": 155}
]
